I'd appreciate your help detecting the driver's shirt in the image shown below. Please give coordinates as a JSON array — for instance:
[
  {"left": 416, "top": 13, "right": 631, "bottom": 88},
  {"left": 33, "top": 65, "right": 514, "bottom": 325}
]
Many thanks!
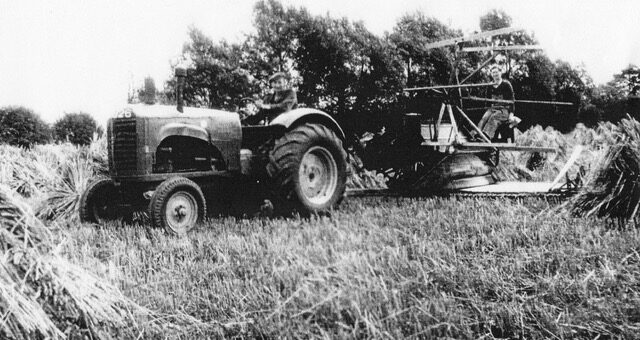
[
  {"left": 262, "top": 89, "right": 298, "bottom": 118},
  {"left": 244, "top": 89, "right": 298, "bottom": 125}
]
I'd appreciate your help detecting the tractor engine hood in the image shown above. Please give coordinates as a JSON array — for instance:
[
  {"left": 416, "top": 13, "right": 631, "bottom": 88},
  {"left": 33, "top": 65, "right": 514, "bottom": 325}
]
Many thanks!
[
  {"left": 108, "top": 104, "right": 242, "bottom": 176},
  {"left": 115, "top": 104, "right": 237, "bottom": 120}
]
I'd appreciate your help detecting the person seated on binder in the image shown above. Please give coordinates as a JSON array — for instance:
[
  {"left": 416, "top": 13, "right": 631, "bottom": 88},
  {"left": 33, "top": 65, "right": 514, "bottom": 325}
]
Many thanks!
[
  {"left": 243, "top": 72, "right": 298, "bottom": 125},
  {"left": 475, "top": 65, "right": 521, "bottom": 142}
]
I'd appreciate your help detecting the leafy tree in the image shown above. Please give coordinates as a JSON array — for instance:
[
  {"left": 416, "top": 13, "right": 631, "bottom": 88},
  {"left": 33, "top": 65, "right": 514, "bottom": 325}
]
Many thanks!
[
  {"left": 612, "top": 65, "right": 640, "bottom": 120},
  {"left": 512, "top": 54, "right": 555, "bottom": 100},
  {"left": 0, "top": 106, "right": 50, "bottom": 147},
  {"left": 477, "top": 8, "right": 537, "bottom": 80},
  {"left": 479, "top": 9, "right": 512, "bottom": 31},
  {"left": 164, "top": 27, "right": 256, "bottom": 111},
  {"left": 251, "top": 0, "right": 404, "bottom": 133},
  {"left": 386, "top": 13, "right": 465, "bottom": 125},
  {"left": 591, "top": 83, "right": 627, "bottom": 122},
  {"left": 614, "top": 65, "right": 640, "bottom": 93},
  {"left": 251, "top": 0, "right": 299, "bottom": 72},
  {"left": 555, "top": 62, "right": 593, "bottom": 103},
  {"left": 476, "top": 9, "right": 540, "bottom": 85},
  {"left": 53, "top": 112, "right": 98, "bottom": 146},
  {"left": 589, "top": 65, "right": 640, "bottom": 122},
  {"left": 389, "top": 13, "right": 460, "bottom": 88},
  {"left": 553, "top": 61, "right": 593, "bottom": 129}
]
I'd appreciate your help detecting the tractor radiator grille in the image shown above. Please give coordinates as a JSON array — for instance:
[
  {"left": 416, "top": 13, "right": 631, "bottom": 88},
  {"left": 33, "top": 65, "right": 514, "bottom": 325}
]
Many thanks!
[{"left": 109, "top": 119, "right": 138, "bottom": 173}]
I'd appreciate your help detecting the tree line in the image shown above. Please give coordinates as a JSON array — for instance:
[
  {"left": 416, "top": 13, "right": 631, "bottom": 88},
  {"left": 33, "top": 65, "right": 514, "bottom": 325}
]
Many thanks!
[
  {"left": 4, "top": 1, "right": 640, "bottom": 147},
  {"left": 0, "top": 108, "right": 100, "bottom": 147},
  {"left": 159, "top": 1, "right": 639, "bottom": 135}
]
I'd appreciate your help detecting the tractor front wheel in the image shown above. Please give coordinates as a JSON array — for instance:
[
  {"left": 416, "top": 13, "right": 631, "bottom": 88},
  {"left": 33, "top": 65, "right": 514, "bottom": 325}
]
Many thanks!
[
  {"left": 267, "top": 123, "right": 347, "bottom": 213},
  {"left": 149, "top": 177, "right": 206, "bottom": 235},
  {"left": 79, "top": 178, "right": 118, "bottom": 223}
]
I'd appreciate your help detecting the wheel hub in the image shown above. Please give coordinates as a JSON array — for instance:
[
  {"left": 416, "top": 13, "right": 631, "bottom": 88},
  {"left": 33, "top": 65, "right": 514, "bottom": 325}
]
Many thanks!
[
  {"left": 299, "top": 146, "right": 338, "bottom": 206},
  {"left": 165, "top": 191, "right": 198, "bottom": 232},
  {"left": 175, "top": 206, "right": 188, "bottom": 218}
]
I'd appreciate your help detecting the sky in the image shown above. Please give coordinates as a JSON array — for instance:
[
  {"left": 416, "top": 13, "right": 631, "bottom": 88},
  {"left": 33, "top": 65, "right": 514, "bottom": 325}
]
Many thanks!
[{"left": 1, "top": 0, "right": 639, "bottom": 125}]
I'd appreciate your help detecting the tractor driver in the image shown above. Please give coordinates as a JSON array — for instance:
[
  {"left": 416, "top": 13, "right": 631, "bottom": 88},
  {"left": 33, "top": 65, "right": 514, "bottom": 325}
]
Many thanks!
[
  {"left": 244, "top": 72, "right": 298, "bottom": 125},
  {"left": 476, "top": 65, "right": 521, "bottom": 141}
]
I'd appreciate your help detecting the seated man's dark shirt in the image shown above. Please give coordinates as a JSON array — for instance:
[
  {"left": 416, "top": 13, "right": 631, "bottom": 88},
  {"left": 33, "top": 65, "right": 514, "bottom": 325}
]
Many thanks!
[{"left": 248, "top": 89, "right": 297, "bottom": 124}]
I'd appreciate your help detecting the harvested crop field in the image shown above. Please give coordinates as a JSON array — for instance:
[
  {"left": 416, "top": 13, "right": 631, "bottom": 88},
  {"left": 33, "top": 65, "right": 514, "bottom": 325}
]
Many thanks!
[{"left": 65, "top": 196, "right": 640, "bottom": 339}]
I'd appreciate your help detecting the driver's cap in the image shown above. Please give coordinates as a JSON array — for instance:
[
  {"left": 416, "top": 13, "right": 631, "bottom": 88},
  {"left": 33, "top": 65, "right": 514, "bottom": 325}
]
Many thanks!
[{"left": 268, "top": 72, "right": 287, "bottom": 83}]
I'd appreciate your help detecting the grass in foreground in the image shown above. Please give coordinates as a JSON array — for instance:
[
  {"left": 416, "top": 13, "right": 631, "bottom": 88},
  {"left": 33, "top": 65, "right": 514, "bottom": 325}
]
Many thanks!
[{"left": 62, "top": 196, "right": 640, "bottom": 339}]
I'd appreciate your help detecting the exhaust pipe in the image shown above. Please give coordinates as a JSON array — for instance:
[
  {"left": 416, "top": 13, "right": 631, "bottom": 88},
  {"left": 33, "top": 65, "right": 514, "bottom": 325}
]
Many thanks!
[
  {"left": 175, "top": 67, "right": 186, "bottom": 113},
  {"left": 143, "top": 77, "right": 156, "bottom": 104}
]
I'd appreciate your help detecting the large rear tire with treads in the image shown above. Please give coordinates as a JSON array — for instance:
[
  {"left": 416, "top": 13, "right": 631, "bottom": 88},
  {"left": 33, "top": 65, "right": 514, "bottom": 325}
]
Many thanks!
[{"left": 267, "top": 123, "right": 347, "bottom": 213}]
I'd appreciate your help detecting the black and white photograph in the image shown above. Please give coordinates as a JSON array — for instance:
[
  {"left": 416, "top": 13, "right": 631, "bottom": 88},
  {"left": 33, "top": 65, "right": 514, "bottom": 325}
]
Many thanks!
[{"left": 1, "top": 0, "right": 640, "bottom": 338}]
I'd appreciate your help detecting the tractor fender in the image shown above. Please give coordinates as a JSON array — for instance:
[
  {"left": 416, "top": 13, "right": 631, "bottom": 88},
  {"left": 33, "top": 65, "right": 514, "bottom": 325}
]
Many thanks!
[
  {"left": 157, "top": 123, "right": 209, "bottom": 143},
  {"left": 270, "top": 108, "right": 345, "bottom": 141}
]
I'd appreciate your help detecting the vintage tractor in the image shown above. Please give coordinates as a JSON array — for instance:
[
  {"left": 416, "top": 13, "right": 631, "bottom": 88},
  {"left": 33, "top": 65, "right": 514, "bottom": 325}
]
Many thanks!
[{"left": 79, "top": 69, "right": 347, "bottom": 234}]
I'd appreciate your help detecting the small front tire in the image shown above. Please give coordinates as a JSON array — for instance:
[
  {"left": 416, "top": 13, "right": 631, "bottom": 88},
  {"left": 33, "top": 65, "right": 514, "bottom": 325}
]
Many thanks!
[
  {"left": 149, "top": 177, "right": 206, "bottom": 235},
  {"left": 79, "top": 178, "right": 118, "bottom": 223}
]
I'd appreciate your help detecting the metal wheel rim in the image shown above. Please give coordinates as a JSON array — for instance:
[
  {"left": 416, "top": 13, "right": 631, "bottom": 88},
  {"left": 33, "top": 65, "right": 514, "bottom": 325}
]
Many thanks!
[
  {"left": 165, "top": 191, "right": 198, "bottom": 233},
  {"left": 299, "top": 145, "right": 338, "bottom": 206}
]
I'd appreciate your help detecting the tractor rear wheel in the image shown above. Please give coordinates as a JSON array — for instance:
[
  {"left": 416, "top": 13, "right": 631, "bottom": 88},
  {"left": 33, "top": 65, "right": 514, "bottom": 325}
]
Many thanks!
[
  {"left": 267, "top": 123, "right": 347, "bottom": 213},
  {"left": 149, "top": 177, "right": 206, "bottom": 235},
  {"left": 79, "top": 178, "right": 118, "bottom": 223}
]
